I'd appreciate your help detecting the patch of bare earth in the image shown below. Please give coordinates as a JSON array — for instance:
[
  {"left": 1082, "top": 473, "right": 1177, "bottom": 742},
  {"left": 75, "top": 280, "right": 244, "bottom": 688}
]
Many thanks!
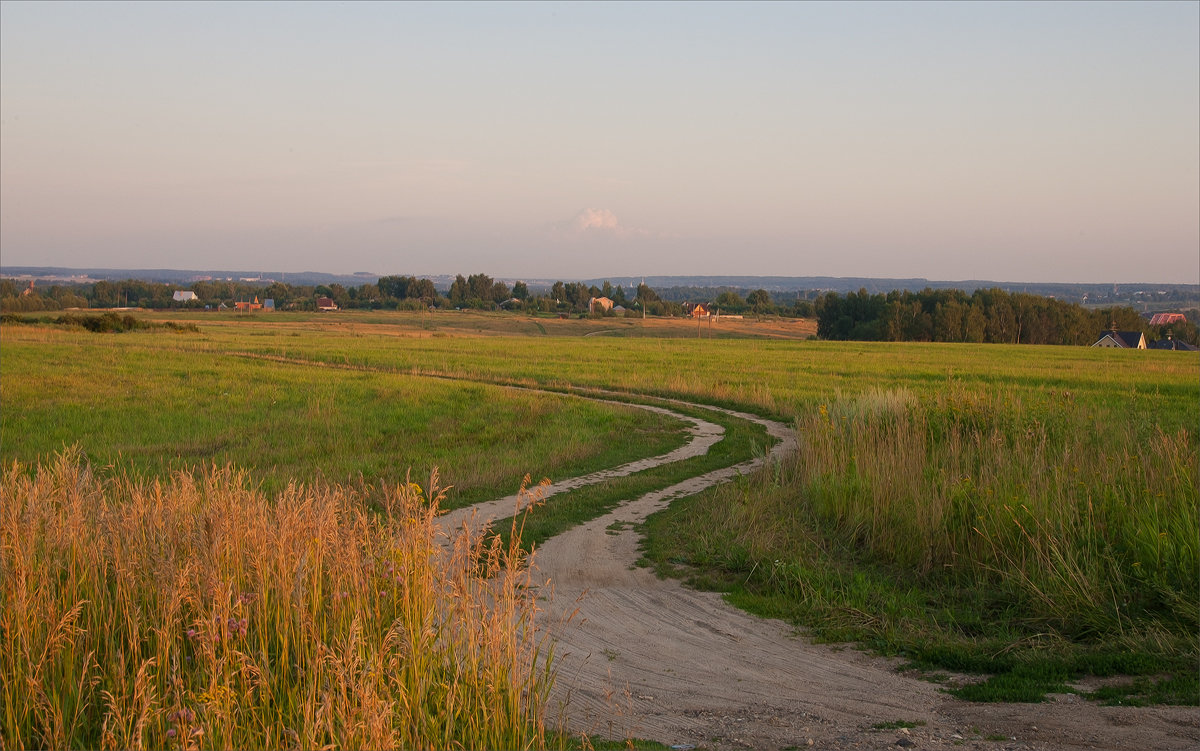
[{"left": 535, "top": 511, "right": 1200, "bottom": 750}]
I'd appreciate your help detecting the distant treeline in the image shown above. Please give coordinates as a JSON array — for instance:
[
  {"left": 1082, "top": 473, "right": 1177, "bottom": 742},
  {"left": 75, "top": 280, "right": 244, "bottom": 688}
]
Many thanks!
[
  {"left": 598, "top": 275, "right": 1200, "bottom": 307},
  {"left": 0, "top": 274, "right": 670, "bottom": 315},
  {"left": 814, "top": 287, "right": 1199, "bottom": 346},
  {"left": 3, "top": 276, "right": 1195, "bottom": 346},
  {"left": 0, "top": 277, "right": 444, "bottom": 313},
  {"left": 443, "top": 274, "right": 685, "bottom": 315}
]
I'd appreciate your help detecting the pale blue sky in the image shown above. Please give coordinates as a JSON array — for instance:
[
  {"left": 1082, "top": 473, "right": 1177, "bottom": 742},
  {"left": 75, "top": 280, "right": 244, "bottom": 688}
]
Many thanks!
[{"left": 2, "top": 1, "right": 1197, "bottom": 282}]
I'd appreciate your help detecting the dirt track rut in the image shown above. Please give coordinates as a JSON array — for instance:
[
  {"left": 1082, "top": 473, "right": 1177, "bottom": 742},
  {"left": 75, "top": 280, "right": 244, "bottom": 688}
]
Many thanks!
[{"left": 439, "top": 392, "right": 1200, "bottom": 751}]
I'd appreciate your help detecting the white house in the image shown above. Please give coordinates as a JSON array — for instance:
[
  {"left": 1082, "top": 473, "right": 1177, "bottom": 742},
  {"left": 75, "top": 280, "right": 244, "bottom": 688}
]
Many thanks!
[{"left": 173, "top": 290, "right": 198, "bottom": 302}]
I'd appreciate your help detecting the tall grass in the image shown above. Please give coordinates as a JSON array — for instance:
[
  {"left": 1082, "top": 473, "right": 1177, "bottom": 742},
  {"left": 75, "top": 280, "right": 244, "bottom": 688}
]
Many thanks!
[
  {"left": 795, "top": 385, "right": 1198, "bottom": 640},
  {"left": 642, "top": 381, "right": 1198, "bottom": 701},
  {"left": 1, "top": 450, "right": 555, "bottom": 749}
]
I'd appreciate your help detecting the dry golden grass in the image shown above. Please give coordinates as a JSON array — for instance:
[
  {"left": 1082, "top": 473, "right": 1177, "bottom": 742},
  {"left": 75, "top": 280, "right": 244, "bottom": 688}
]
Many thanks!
[{"left": 1, "top": 450, "right": 555, "bottom": 750}]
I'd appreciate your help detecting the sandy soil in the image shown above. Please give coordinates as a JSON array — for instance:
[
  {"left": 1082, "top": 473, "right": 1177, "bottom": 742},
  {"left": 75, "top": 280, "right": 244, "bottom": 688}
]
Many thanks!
[
  {"left": 438, "top": 399, "right": 725, "bottom": 536},
  {"left": 441, "top": 396, "right": 1200, "bottom": 751}
]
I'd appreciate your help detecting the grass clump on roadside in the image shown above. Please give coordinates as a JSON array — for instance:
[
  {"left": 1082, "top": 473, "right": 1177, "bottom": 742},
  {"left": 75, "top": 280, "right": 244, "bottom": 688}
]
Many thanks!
[
  {"left": 1, "top": 450, "right": 556, "bottom": 749},
  {"left": 642, "top": 385, "right": 1199, "bottom": 704}
]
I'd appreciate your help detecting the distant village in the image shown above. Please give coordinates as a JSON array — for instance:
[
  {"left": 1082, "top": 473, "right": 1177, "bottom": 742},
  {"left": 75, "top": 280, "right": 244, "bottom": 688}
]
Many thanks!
[{"left": 2, "top": 273, "right": 1197, "bottom": 350}]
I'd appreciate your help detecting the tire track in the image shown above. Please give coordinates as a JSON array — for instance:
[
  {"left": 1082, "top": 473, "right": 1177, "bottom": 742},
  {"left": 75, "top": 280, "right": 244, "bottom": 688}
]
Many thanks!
[
  {"left": 438, "top": 390, "right": 1198, "bottom": 751},
  {"left": 231, "top": 352, "right": 1198, "bottom": 750},
  {"left": 438, "top": 401, "right": 724, "bottom": 537}
]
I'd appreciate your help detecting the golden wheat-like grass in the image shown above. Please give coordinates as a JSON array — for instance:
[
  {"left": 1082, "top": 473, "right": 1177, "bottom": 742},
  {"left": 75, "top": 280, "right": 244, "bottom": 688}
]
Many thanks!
[{"left": 1, "top": 449, "right": 554, "bottom": 750}]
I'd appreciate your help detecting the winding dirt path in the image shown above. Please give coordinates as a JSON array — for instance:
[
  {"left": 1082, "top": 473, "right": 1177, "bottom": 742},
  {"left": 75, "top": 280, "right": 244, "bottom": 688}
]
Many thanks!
[
  {"left": 231, "top": 353, "right": 1197, "bottom": 749},
  {"left": 442, "top": 392, "right": 1198, "bottom": 751},
  {"left": 439, "top": 400, "right": 724, "bottom": 536}
]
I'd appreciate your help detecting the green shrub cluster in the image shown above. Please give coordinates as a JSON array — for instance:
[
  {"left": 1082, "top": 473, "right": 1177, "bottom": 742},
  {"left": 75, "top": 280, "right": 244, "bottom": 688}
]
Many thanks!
[{"left": 1, "top": 312, "right": 198, "bottom": 333}]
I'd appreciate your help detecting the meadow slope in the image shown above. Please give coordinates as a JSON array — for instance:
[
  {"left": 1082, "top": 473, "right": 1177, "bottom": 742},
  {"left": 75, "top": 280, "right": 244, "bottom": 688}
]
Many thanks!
[{"left": 2, "top": 310, "right": 1196, "bottom": 749}]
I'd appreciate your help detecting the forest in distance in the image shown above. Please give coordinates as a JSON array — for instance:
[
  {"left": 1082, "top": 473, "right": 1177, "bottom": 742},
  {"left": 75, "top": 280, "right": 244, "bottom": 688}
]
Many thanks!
[{"left": 2, "top": 272, "right": 1197, "bottom": 347}]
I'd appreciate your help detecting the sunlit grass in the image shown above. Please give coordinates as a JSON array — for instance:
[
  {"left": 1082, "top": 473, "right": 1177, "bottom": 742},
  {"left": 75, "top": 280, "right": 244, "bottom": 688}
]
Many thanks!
[
  {"left": 0, "top": 451, "right": 556, "bottom": 749},
  {"left": 4, "top": 311, "right": 1196, "bottom": 711},
  {"left": 643, "top": 384, "right": 1199, "bottom": 702},
  {"left": 0, "top": 326, "right": 685, "bottom": 503}
]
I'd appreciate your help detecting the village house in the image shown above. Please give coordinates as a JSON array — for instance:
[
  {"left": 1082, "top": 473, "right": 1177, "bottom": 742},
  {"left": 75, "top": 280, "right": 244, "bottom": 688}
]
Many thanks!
[
  {"left": 235, "top": 296, "right": 264, "bottom": 312},
  {"left": 1149, "top": 335, "right": 1198, "bottom": 351},
  {"left": 1091, "top": 330, "right": 1146, "bottom": 349},
  {"left": 588, "top": 296, "right": 614, "bottom": 314},
  {"left": 316, "top": 296, "right": 339, "bottom": 311},
  {"left": 682, "top": 301, "right": 712, "bottom": 318},
  {"left": 1148, "top": 312, "right": 1186, "bottom": 326},
  {"left": 173, "top": 290, "right": 198, "bottom": 302}
]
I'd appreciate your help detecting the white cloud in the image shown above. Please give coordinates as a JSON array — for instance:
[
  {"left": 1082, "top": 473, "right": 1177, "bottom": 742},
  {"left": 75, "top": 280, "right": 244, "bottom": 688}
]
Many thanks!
[
  {"left": 573, "top": 207, "right": 621, "bottom": 232},
  {"left": 553, "top": 207, "right": 661, "bottom": 241}
]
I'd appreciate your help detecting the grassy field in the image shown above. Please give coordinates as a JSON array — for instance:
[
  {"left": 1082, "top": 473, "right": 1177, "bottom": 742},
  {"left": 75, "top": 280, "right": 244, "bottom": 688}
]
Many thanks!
[
  {"left": 643, "top": 380, "right": 1198, "bottom": 703},
  {"left": 151, "top": 308, "right": 818, "bottom": 340},
  {"left": 2, "top": 308, "right": 1197, "bottom": 748},
  {"left": 167, "top": 311, "right": 1196, "bottom": 703},
  {"left": 0, "top": 323, "right": 686, "bottom": 506},
  {"left": 145, "top": 311, "right": 1196, "bottom": 431},
  {"left": 2, "top": 452, "right": 554, "bottom": 749}
]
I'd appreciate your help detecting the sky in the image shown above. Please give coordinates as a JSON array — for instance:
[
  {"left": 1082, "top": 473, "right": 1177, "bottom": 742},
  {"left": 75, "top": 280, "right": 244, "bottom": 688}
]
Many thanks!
[{"left": 1, "top": 1, "right": 1197, "bottom": 283}]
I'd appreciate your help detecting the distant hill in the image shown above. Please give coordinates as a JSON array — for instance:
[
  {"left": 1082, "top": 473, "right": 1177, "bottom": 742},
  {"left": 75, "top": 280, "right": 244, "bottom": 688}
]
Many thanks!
[{"left": 0, "top": 266, "right": 384, "bottom": 287}]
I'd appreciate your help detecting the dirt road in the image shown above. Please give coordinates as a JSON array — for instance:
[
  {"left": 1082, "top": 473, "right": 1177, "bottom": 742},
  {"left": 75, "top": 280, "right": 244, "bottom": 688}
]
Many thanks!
[{"left": 443, "top": 393, "right": 1200, "bottom": 750}]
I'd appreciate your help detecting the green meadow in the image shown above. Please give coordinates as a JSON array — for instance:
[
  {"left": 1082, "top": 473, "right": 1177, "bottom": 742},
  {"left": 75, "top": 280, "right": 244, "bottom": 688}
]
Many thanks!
[
  {"left": 0, "top": 324, "right": 686, "bottom": 506},
  {"left": 2, "top": 309, "right": 1197, "bottom": 748}
]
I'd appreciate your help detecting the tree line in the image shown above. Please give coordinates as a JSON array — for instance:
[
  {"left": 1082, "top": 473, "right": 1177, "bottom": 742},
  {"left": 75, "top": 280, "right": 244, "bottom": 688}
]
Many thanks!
[
  {"left": 3, "top": 276, "right": 1194, "bottom": 345},
  {"left": 443, "top": 275, "right": 678, "bottom": 315},
  {"left": 815, "top": 287, "right": 1199, "bottom": 346},
  {"left": 0, "top": 275, "right": 669, "bottom": 316}
]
